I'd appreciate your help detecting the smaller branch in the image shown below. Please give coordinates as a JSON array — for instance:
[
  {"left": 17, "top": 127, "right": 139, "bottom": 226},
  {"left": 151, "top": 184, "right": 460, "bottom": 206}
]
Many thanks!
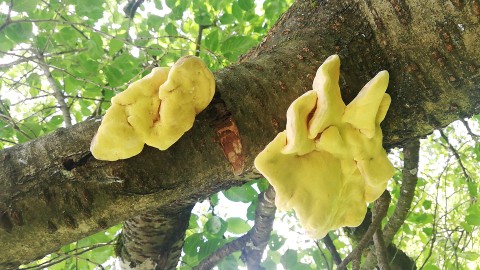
[
  {"left": 123, "top": 0, "right": 145, "bottom": 18},
  {"left": 314, "top": 241, "right": 331, "bottom": 270},
  {"left": 373, "top": 229, "right": 390, "bottom": 270},
  {"left": 439, "top": 129, "right": 471, "bottom": 181},
  {"left": 0, "top": 0, "right": 13, "bottom": 32},
  {"left": 321, "top": 235, "right": 342, "bottom": 265},
  {"left": 459, "top": 118, "right": 479, "bottom": 138},
  {"left": 195, "top": 24, "right": 215, "bottom": 57},
  {"left": 194, "top": 186, "right": 276, "bottom": 270},
  {"left": 337, "top": 191, "right": 391, "bottom": 270},
  {"left": 36, "top": 55, "right": 72, "bottom": 127},
  {"left": 383, "top": 140, "right": 420, "bottom": 243},
  {"left": 39, "top": 0, "right": 89, "bottom": 40},
  {"left": 0, "top": 49, "right": 86, "bottom": 69}
]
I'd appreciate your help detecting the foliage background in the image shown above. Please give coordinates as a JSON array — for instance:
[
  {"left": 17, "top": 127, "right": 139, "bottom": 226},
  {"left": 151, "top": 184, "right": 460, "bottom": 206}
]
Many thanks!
[{"left": 0, "top": 0, "right": 479, "bottom": 269}]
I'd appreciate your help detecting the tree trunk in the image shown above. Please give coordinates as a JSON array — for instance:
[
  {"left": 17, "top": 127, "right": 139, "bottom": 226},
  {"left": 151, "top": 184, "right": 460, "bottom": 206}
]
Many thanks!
[
  {"left": 1, "top": 0, "right": 479, "bottom": 267},
  {"left": 116, "top": 204, "right": 194, "bottom": 270}
]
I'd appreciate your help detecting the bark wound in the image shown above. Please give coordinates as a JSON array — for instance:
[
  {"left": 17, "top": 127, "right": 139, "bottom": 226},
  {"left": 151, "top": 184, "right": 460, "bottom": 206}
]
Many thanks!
[
  {"left": 388, "top": 0, "right": 412, "bottom": 25},
  {"left": 0, "top": 211, "right": 13, "bottom": 233},
  {"left": 473, "top": 0, "right": 480, "bottom": 17},
  {"left": 62, "top": 152, "right": 92, "bottom": 171},
  {"left": 450, "top": 0, "right": 464, "bottom": 9},
  {"left": 431, "top": 49, "right": 459, "bottom": 85},
  {"left": 207, "top": 96, "right": 245, "bottom": 176}
]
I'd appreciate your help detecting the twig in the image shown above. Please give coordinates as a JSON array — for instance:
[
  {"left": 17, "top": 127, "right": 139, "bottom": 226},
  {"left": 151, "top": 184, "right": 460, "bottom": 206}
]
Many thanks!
[
  {"left": 315, "top": 241, "right": 331, "bottom": 270},
  {"left": 439, "top": 129, "right": 471, "bottom": 181},
  {"left": 322, "top": 234, "right": 342, "bottom": 265},
  {"left": 373, "top": 229, "right": 390, "bottom": 270},
  {"left": 195, "top": 24, "right": 215, "bottom": 57},
  {"left": 36, "top": 55, "right": 72, "bottom": 127},
  {"left": 194, "top": 186, "right": 276, "bottom": 270},
  {"left": 337, "top": 191, "right": 391, "bottom": 270},
  {"left": 459, "top": 118, "right": 479, "bottom": 138},
  {"left": 0, "top": 49, "right": 86, "bottom": 69},
  {"left": 39, "top": 0, "right": 89, "bottom": 40},
  {"left": 0, "top": 0, "right": 13, "bottom": 32}
]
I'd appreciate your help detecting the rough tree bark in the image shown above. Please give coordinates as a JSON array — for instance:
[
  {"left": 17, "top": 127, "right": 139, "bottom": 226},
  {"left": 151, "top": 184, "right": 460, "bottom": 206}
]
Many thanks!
[{"left": 1, "top": 0, "right": 479, "bottom": 267}]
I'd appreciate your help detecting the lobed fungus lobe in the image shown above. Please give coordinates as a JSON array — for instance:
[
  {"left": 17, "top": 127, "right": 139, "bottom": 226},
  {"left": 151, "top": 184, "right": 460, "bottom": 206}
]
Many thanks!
[
  {"left": 254, "top": 55, "right": 394, "bottom": 238},
  {"left": 90, "top": 56, "right": 215, "bottom": 161}
]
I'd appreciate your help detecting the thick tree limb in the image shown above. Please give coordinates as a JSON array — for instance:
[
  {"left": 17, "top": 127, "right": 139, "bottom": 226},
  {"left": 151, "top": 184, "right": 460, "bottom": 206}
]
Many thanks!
[
  {"left": 116, "top": 204, "right": 194, "bottom": 270},
  {"left": 1, "top": 0, "right": 480, "bottom": 266}
]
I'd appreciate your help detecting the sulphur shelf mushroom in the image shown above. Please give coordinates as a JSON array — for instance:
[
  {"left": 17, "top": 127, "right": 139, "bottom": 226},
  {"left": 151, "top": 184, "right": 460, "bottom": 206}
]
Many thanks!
[
  {"left": 254, "top": 55, "right": 394, "bottom": 238},
  {"left": 91, "top": 56, "right": 215, "bottom": 161}
]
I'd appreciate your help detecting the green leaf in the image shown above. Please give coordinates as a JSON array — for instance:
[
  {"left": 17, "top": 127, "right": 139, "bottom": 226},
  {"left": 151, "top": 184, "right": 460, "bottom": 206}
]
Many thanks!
[
  {"left": 13, "top": 0, "right": 40, "bottom": 13},
  {"left": 422, "top": 264, "right": 440, "bottom": 270},
  {"left": 165, "top": 23, "right": 178, "bottom": 36},
  {"left": 146, "top": 44, "right": 165, "bottom": 57},
  {"left": 153, "top": 0, "right": 163, "bottom": 9},
  {"left": 183, "top": 233, "right": 204, "bottom": 256},
  {"left": 220, "top": 35, "right": 257, "bottom": 61},
  {"left": 165, "top": 0, "right": 177, "bottom": 9},
  {"left": 422, "top": 200, "right": 432, "bottom": 210},
  {"left": 281, "top": 249, "right": 298, "bottom": 269},
  {"left": 0, "top": 32, "right": 15, "bottom": 51},
  {"left": 217, "top": 254, "right": 239, "bottom": 269},
  {"left": 108, "top": 39, "right": 124, "bottom": 56},
  {"left": 194, "top": 8, "right": 213, "bottom": 25},
  {"left": 468, "top": 181, "right": 478, "bottom": 197},
  {"left": 226, "top": 217, "right": 251, "bottom": 234},
  {"left": 205, "top": 29, "right": 219, "bottom": 51},
  {"left": 76, "top": 0, "right": 104, "bottom": 21},
  {"left": 189, "top": 213, "right": 199, "bottom": 229},
  {"left": 26, "top": 73, "right": 41, "bottom": 96},
  {"left": 3, "top": 21, "right": 33, "bottom": 43},
  {"left": 459, "top": 251, "right": 480, "bottom": 261},
  {"left": 237, "top": 0, "right": 254, "bottom": 11},
  {"left": 219, "top": 13, "right": 236, "bottom": 24},
  {"left": 232, "top": 1, "right": 244, "bottom": 21},
  {"left": 198, "top": 238, "right": 225, "bottom": 260},
  {"left": 465, "top": 214, "right": 480, "bottom": 226},
  {"left": 269, "top": 234, "right": 286, "bottom": 251},
  {"left": 223, "top": 185, "right": 258, "bottom": 203}
]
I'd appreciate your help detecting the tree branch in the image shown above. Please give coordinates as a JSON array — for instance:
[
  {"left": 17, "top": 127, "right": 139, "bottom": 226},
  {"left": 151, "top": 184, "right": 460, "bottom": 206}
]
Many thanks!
[
  {"left": 194, "top": 186, "right": 276, "bottom": 270},
  {"left": 373, "top": 229, "right": 390, "bottom": 270},
  {"left": 322, "top": 234, "right": 342, "bottom": 266},
  {"left": 0, "top": 0, "right": 13, "bottom": 32},
  {"left": 459, "top": 118, "right": 480, "bottom": 138},
  {"left": 36, "top": 56, "right": 72, "bottom": 127},
  {"left": 361, "top": 140, "right": 420, "bottom": 269},
  {"left": 338, "top": 191, "right": 391, "bottom": 270},
  {"left": 383, "top": 140, "right": 420, "bottom": 243},
  {"left": 439, "top": 129, "right": 471, "bottom": 181}
]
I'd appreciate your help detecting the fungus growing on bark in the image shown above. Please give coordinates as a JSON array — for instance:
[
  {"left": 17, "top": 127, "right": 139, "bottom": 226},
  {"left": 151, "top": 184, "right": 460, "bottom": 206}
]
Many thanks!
[
  {"left": 254, "top": 55, "right": 394, "bottom": 238},
  {"left": 90, "top": 56, "right": 215, "bottom": 161}
]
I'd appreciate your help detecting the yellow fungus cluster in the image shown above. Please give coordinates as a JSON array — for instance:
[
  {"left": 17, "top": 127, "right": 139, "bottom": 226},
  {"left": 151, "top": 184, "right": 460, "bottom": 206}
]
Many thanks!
[
  {"left": 254, "top": 55, "right": 394, "bottom": 238},
  {"left": 91, "top": 56, "right": 215, "bottom": 161}
]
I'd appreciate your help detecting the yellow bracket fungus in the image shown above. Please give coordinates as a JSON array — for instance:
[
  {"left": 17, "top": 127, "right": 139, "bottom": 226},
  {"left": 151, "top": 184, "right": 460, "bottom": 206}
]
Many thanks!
[
  {"left": 91, "top": 56, "right": 215, "bottom": 161},
  {"left": 254, "top": 55, "right": 394, "bottom": 238}
]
